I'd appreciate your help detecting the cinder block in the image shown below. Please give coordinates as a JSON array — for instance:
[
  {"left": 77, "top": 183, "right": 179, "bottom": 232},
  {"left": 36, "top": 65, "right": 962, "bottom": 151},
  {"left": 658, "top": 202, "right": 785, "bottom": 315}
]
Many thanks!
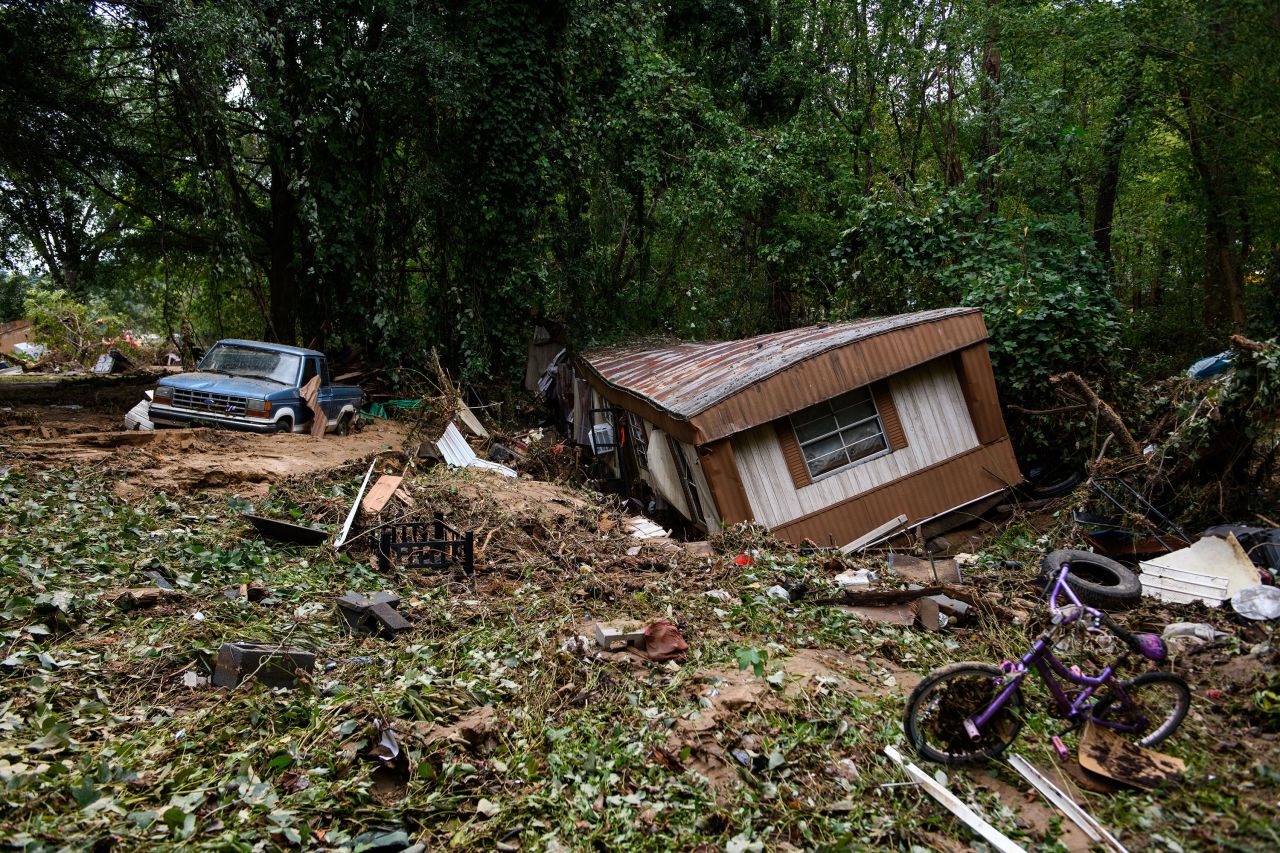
[{"left": 211, "top": 642, "right": 316, "bottom": 689}]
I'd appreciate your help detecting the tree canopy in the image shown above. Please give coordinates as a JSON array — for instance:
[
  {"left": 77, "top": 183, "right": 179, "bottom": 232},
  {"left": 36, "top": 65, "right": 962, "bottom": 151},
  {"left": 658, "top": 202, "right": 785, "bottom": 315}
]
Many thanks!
[{"left": 2, "top": 0, "right": 1277, "bottom": 387}]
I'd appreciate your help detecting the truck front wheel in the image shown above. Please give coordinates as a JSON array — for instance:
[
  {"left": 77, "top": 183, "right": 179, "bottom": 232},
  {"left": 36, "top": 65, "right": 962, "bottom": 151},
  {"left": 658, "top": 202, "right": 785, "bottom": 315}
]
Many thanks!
[{"left": 275, "top": 417, "right": 293, "bottom": 433}]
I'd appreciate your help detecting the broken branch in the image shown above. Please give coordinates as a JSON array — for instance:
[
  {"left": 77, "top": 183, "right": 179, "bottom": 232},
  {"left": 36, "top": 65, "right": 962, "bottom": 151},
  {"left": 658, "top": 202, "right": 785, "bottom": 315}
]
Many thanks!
[{"left": 1049, "top": 372, "right": 1143, "bottom": 458}]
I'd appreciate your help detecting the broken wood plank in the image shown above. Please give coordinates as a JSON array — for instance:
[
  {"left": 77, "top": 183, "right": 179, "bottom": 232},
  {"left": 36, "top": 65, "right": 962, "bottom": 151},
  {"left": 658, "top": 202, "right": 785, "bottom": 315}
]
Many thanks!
[
  {"left": 361, "top": 474, "right": 404, "bottom": 515},
  {"left": 1049, "top": 372, "right": 1142, "bottom": 457},
  {"left": 455, "top": 398, "right": 490, "bottom": 438},
  {"left": 815, "top": 583, "right": 1020, "bottom": 622},
  {"left": 883, "top": 745, "right": 1026, "bottom": 853},
  {"left": 889, "top": 553, "right": 960, "bottom": 584},
  {"left": 104, "top": 587, "right": 182, "bottom": 609},
  {"left": 1008, "top": 754, "right": 1128, "bottom": 852},
  {"left": 840, "top": 514, "right": 908, "bottom": 554}
]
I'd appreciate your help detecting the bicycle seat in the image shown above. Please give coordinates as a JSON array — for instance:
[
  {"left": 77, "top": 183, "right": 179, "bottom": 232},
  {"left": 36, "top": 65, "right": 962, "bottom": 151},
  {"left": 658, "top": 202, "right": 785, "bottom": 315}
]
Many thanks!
[
  {"left": 1099, "top": 611, "right": 1168, "bottom": 662},
  {"left": 1132, "top": 632, "right": 1168, "bottom": 663}
]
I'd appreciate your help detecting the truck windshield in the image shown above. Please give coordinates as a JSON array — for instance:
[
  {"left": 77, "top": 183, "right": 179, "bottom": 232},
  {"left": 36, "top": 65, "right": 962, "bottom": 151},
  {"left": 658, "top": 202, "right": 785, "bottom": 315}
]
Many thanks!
[{"left": 199, "top": 345, "right": 301, "bottom": 385}]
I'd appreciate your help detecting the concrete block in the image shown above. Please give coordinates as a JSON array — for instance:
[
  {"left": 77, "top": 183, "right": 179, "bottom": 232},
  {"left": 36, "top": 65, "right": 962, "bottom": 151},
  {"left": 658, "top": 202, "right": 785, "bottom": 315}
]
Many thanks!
[{"left": 211, "top": 642, "right": 316, "bottom": 689}]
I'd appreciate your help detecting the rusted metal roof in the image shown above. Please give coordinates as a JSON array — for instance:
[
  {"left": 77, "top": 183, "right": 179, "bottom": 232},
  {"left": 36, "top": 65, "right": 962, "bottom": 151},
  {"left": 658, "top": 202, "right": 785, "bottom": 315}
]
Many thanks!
[{"left": 580, "top": 308, "right": 984, "bottom": 440}]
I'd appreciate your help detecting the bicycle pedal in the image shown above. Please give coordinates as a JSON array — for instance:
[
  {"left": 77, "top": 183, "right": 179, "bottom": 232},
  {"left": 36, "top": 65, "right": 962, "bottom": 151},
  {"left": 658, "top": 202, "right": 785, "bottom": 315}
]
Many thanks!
[
  {"left": 1051, "top": 735, "right": 1068, "bottom": 759},
  {"left": 964, "top": 718, "right": 981, "bottom": 741}
]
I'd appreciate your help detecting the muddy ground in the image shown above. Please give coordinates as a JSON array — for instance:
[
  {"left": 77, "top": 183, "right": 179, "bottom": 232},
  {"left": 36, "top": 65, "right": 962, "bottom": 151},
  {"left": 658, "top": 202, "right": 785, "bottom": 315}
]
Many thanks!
[
  {"left": 1, "top": 372, "right": 408, "bottom": 498},
  {"left": 0, "top": 373, "right": 1277, "bottom": 851}
]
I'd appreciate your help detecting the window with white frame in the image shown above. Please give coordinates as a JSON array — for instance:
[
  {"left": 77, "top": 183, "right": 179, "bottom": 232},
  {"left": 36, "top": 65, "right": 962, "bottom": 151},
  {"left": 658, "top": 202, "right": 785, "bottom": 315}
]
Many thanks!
[{"left": 790, "top": 387, "right": 888, "bottom": 479}]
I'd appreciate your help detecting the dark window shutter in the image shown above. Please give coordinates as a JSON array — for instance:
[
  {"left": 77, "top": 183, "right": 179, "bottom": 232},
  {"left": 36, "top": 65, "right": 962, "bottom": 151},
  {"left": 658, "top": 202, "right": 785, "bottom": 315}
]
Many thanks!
[
  {"left": 872, "top": 381, "right": 908, "bottom": 452},
  {"left": 774, "top": 420, "right": 813, "bottom": 488}
]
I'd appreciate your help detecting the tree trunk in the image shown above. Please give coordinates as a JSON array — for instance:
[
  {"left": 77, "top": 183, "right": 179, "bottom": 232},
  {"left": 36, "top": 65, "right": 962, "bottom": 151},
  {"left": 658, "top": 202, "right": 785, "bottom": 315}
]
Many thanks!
[
  {"left": 1093, "top": 61, "right": 1144, "bottom": 274},
  {"left": 1178, "top": 82, "right": 1247, "bottom": 331},
  {"left": 975, "top": 0, "right": 1001, "bottom": 215},
  {"left": 267, "top": 154, "right": 296, "bottom": 344}
]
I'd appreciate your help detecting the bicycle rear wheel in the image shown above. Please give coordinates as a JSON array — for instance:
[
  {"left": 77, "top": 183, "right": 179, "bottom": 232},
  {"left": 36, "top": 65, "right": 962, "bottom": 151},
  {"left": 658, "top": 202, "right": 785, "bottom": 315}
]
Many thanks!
[
  {"left": 1092, "top": 671, "right": 1190, "bottom": 747},
  {"left": 904, "top": 662, "right": 1024, "bottom": 765}
]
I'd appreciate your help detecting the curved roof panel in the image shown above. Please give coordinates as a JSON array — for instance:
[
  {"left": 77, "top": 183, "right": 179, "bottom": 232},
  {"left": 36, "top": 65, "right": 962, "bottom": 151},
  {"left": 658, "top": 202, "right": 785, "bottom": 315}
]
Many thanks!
[{"left": 580, "top": 308, "right": 981, "bottom": 429}]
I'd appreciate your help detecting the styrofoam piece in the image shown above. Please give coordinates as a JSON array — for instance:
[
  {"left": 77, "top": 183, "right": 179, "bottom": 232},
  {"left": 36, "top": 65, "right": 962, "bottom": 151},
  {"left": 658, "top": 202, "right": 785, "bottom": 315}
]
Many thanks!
[
  {"left": 624, "top": 517, "right": 670, "bottom": 540},
  {"left": 1139, "top": 534, "right": 1259, "bottom": 605}
]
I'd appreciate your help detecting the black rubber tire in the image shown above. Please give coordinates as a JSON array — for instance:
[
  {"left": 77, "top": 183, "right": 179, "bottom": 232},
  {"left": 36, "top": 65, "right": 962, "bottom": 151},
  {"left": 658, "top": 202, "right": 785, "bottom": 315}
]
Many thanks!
[
  {"left": 1026, "top": 465, "right": 1085, "bottom": 499},
  {"left": 904, "top": 662, "right": 1024, "bottom": 765},
  {"left": 1093, "top": 671, "right": 1191, "bottom": 747},
  {"left": 275, "top": 418, "right": 293, "bottom": 434},
  {"left": 1041, "top": 549, "right": 1141, "bottom": 610},
  {"left": 335, "top": 412, "right": 353, "bottom": 436}
]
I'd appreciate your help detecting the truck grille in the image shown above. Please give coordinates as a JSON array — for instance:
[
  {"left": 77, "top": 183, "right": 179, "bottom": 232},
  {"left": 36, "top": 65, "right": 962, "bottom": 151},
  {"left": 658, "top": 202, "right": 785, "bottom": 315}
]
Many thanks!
[{"left": 171, "top": 388, "right": 248, "bottom": 416}]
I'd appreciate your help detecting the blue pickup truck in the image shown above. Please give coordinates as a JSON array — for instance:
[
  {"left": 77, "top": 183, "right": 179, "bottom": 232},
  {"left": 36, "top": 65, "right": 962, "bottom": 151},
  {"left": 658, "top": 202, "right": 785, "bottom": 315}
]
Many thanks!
[{"left": 149, "top": 339, "right": 363, "bottom": 434}]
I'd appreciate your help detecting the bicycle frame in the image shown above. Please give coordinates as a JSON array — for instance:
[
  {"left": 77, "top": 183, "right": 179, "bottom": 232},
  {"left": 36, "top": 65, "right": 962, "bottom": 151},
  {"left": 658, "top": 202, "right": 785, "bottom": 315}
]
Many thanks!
[{"left": 964, "top": 564, "right": 1148, "bottom": 748}]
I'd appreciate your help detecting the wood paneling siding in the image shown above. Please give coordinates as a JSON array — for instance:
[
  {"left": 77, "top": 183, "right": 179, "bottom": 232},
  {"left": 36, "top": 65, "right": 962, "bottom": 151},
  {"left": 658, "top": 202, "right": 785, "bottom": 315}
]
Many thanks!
[
  {"left": 577, "top": 310, "right": 1022, "bottom": 544},
  {"left": 732, "top": 358, "right": 982, "bottom": 530},
  {"left": 770, "top": 439, "right": 1021, "bottom": 545}
]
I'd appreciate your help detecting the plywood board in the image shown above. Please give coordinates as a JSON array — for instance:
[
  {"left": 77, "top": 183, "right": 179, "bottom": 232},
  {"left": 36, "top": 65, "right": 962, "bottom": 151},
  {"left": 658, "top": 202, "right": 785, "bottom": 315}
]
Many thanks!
[
  {"left": 889, "top": 552, "right": 961, "bottom": 584},
  {"left": 361, "top": 475, "right": 403, "bottom": 515}
]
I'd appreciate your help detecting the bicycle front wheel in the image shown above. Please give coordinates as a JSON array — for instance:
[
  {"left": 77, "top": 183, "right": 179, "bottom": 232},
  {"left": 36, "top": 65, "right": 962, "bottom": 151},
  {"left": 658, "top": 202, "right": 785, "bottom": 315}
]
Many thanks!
[
  {"left": 1092, "top": 671, "right": 1191, "bottom": 747},
  {"left": 904, "top": 662, "right": 1024, "bottom": 765}
]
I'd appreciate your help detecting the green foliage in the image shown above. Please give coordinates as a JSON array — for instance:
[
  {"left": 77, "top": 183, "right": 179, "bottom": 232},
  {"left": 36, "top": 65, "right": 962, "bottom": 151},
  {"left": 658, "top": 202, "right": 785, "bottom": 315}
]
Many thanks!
[
  {"left": 842, "top": 186, "right": 1117, "bottom": 397},
  {"left": 0, "top": 0, "right": 1277, "bottom": 397},
  {"left": 0, "top": 271, "right": 34, "bottom": 322},
  {"left": 22, "top": 286, "right": 126, "bottom": 363}
]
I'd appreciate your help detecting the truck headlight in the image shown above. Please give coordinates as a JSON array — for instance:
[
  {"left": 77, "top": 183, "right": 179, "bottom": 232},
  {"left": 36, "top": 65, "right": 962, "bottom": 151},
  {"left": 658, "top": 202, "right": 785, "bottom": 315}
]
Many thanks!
[
  {"left": 246, "top": 398, "right": 272, "bottom": 418},
  {"left": 154, "top": 385, "right": 173, "bottom": 404}
]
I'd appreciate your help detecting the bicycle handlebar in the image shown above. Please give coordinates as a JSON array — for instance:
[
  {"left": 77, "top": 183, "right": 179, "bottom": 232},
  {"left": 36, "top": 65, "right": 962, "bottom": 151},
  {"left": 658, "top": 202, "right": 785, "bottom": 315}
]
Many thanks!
[{"left": 1047, "top": 563, "right": 1147, "bottom": 658}]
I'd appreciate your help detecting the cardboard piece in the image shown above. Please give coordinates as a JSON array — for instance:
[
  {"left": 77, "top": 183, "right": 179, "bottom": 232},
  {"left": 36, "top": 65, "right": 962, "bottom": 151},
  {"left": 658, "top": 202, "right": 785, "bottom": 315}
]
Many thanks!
[
  {"left": 835, "top": 604, "right": 915, "bottom": 625},
  {"left": 1078, "top": 723, "right": 1186, "bottom": 790},
  {"left": 889, "top": 553, "right": 961, "bottom": 584}
]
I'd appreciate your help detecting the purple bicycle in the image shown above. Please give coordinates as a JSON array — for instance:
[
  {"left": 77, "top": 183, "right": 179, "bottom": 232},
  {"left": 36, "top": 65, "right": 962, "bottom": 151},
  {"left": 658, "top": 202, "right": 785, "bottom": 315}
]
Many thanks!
[{"left": 904, "top": 560, "right": 1191, "bottom": 765}]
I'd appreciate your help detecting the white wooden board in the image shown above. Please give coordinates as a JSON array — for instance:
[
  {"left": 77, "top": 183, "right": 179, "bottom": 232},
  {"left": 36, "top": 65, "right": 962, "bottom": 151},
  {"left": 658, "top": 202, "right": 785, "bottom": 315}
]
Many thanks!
[{"left": 1140, "top": 577, "right": 1224, "bottom": 607}]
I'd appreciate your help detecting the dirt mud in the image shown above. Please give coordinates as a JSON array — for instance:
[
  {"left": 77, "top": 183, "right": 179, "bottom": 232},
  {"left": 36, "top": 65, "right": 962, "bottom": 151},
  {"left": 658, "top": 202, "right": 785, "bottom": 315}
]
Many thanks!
[{"left": 2, "top": 371, "right": 411, "bottom": 496}]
